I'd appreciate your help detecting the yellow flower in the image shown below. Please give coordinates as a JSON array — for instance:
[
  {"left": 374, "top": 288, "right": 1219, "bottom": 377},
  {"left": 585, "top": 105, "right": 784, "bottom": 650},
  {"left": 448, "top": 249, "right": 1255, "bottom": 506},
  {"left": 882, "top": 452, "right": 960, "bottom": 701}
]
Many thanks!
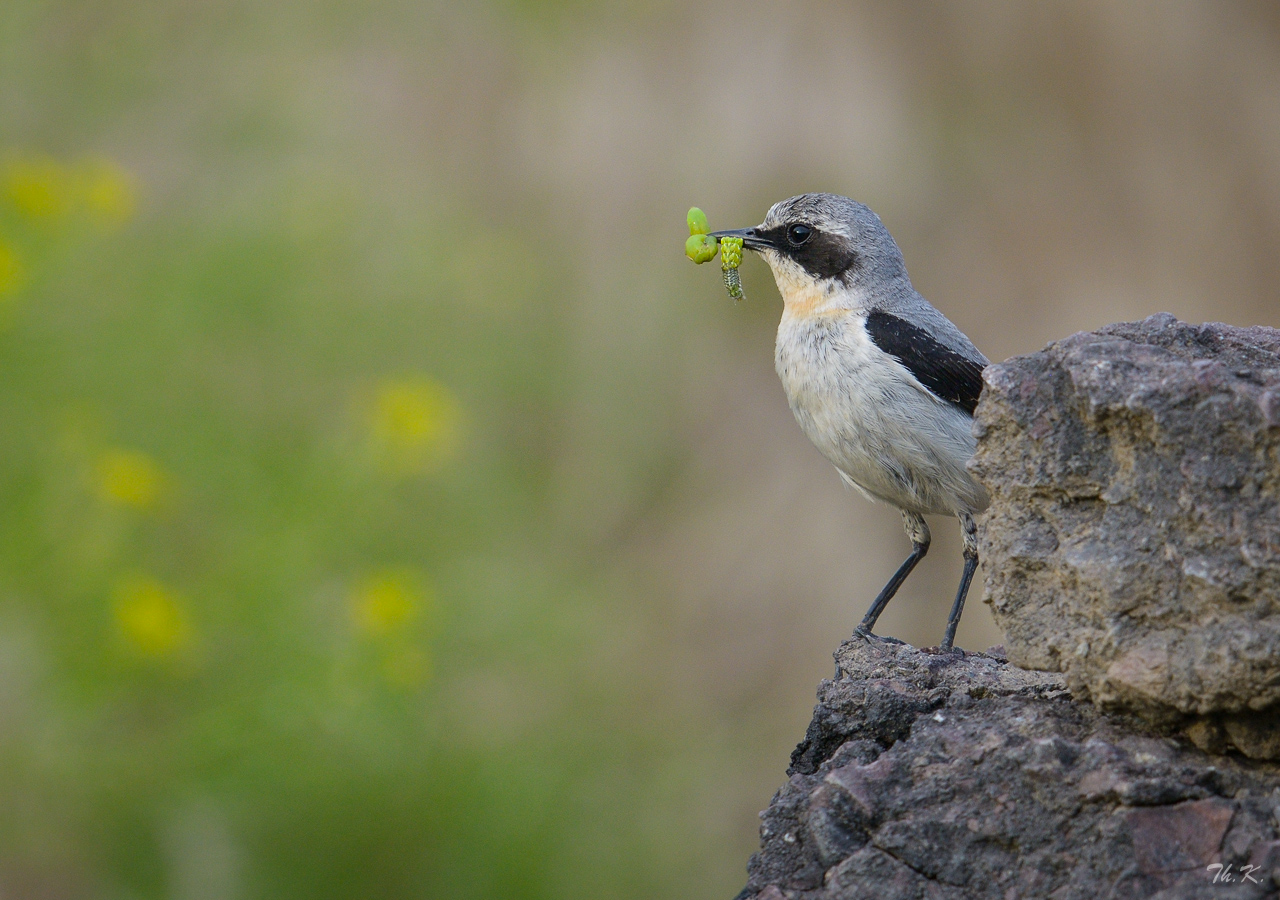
[
  {"left": 4, "top": 155, "right": 70, "bottom": 219},
  {"left": 368, "top": 377, "right": 462, "bottom": 476},
  {"left": 113, "top": 577, "right": 191, "bottom": 658},
  {"left": 80, "top": 159, "right": 137, "bottom": 225},
  {"left": 350, "top": 570, "right": 437, "bottom": 689},
  {"left": 0, "top": 241, "right": 24, "bottom": 296},
  {"left": 3, "top": 154, "right": 138, "bottom": 225},
  {"left": 351, "top": 568, "right": 432, "bottom": 637},
  {"left": 95, "top": 449, "right": 171, "bottom": 511}
]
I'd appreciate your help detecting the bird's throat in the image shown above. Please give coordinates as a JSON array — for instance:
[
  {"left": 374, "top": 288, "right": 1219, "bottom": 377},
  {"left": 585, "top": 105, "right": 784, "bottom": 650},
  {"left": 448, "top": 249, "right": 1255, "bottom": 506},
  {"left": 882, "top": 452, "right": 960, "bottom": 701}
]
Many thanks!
[{"left": 772, "top": 270, "right": 854, "bottom": 319}]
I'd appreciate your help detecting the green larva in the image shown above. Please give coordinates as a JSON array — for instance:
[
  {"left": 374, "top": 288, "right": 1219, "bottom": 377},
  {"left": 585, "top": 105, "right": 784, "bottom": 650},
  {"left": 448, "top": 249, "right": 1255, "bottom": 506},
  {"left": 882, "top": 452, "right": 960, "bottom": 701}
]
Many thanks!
[
  {"left": 685, "top": 207, "right": 745, "bottom": 301},
  {"left": 685, "top": 233, "right": 718, "bottom": 264},
  {"left": 685, "top": 207, "right": 718, "bottom": 263},
  {"left": 720, "top": 236, "right": 744, "bottom": 301},
  {"left": 686, "top": 207, "right": 709, "bottom": 236}
]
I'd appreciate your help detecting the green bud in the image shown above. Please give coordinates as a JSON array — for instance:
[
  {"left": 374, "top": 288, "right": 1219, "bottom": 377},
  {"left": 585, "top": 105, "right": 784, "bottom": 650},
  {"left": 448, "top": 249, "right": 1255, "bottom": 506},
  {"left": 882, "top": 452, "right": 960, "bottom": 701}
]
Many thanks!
[
  {"left": 687, "top": 207, "right": 709, "bottom": 236},
  {"left": 685, "top": 233, "right": 719, "bottom": 264}
]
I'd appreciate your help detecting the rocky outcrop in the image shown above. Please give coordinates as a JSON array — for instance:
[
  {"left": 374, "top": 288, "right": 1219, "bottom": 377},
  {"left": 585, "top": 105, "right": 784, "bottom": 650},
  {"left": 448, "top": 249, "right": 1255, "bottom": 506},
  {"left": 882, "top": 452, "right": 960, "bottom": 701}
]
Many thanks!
[
  {"left": 737, "top": 317, "right": 1280, "bottom": 898},
  {"left": 972, "top": 314, "right": 1280, "bottom": 757},
  {"left": 735, "top": 639, "right": 1280, "bottom": 900}
]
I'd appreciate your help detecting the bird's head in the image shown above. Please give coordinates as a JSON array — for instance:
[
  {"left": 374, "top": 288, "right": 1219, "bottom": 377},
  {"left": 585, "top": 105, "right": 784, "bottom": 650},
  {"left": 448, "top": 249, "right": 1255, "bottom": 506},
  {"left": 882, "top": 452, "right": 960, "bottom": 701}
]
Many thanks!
[{"left": 712, "top": 193, "right": 910, "bottom": 313}]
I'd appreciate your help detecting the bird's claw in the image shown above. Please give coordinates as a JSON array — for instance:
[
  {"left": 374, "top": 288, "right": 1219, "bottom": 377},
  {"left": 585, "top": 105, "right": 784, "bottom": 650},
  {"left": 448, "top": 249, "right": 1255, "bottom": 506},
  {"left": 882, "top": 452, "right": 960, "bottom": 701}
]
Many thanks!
[{"left": 852, "top": 627, "right": 905, "bottom": 646}]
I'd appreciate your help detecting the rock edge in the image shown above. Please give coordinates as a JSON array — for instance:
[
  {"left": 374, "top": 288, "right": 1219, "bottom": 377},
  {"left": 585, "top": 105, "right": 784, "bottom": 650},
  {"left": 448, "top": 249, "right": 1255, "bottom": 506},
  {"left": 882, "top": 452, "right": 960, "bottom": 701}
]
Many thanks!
[{"left": 735, "top": 638, "right": 1280, "bottom": 900}]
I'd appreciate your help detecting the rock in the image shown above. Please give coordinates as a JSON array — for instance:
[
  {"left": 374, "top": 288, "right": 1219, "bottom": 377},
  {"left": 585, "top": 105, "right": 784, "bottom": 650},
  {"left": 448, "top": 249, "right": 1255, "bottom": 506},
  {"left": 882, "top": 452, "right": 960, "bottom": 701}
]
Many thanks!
[
  {"left": 971, "top": 314, "right": 1280, "bottom": 755},
  {"left": 735, "top": 639, "right": 1280, "bottom": 900},
  {"left": 736, "top": 317, "right": 1280, "bottom": 896}
]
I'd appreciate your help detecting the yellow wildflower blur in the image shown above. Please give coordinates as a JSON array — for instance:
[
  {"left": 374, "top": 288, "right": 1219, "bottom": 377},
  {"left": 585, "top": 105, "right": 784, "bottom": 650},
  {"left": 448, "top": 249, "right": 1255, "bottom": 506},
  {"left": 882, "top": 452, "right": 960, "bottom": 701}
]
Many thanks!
[
  {"left": 81, "top": 159, "right": 137, "bottom": 225},
  {"left": 352, "top": 568, "right": 432, "bottom": 637},
  {"left": 113, "top": 577, "right": 191, "bottom": 658},
  {"left": 95, "top": 449, "right": 172, "bottom": 511},
  {"left": 5, "top": 155, "right": 70, "bottom": 219},
  {"left": 3, "top": 154, "right": 137, "bottom": 225},
  {"left": 351, "top": 569, "right": 435, "bottom": 688},
  {"left": 0, "top": 240, "right": 25, "bottom": 296},
  {"left": 368, "top": 377, "right": 462, "bottom": 476}
]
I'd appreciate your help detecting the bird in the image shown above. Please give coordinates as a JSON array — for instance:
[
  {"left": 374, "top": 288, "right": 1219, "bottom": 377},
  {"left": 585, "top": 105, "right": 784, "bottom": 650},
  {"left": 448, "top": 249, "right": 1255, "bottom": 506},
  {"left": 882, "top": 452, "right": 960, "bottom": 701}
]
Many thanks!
[{"left": 710, "top": 193, "right": 989, "bottom": 651}]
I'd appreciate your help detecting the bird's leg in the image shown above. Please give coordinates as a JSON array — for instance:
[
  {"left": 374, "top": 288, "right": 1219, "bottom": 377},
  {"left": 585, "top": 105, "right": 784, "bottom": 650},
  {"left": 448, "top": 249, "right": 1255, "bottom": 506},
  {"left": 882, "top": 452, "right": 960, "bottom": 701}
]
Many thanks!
[
  {"left": 854, "top": 510, "right": 930, "bottom": 639},
  {"left": 941, "top": 513, "right": 979, "bottom": 651}
]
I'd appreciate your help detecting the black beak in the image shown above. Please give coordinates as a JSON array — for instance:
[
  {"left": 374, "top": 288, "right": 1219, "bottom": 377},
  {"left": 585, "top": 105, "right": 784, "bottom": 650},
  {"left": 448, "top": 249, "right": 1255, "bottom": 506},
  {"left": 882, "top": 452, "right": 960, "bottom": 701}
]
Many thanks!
[{"left": 709, "top": 227, "right": 772, "bottom": 251}]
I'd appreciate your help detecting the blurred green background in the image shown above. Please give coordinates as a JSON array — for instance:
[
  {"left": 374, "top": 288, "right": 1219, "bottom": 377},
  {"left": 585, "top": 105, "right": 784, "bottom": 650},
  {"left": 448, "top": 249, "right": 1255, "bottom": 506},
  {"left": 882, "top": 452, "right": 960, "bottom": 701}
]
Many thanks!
[{"left": 1, "top": 1, "right": 1279, "bottom": 897}]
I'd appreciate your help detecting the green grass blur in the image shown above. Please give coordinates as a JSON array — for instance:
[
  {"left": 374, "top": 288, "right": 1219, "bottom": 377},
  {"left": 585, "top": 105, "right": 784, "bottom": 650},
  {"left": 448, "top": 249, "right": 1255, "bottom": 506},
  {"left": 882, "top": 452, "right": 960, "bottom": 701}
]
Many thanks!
[
  {"left": 0, "top": 170, "right": 570, "bottom": 898},
  {"left": 0, "top": 3, "right": 728, "bottom": 897}
]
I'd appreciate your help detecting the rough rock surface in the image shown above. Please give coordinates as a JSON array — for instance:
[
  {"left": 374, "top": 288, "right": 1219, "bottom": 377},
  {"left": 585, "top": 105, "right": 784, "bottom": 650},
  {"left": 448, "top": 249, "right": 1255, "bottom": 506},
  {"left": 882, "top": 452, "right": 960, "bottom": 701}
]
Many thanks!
[
  {"left": 735, "top": 639, "right": 1280, "bottom": 900},
  {"left": 971, "top": 314, "right": 1280, "bottom": 755}
]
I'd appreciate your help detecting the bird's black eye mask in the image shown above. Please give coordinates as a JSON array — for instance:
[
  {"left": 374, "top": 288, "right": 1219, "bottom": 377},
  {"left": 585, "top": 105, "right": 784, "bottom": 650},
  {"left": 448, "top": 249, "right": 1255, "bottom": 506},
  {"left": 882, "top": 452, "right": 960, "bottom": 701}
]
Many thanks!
[{"left": 754, "top": 223, "right": 863, "bottom": 282}]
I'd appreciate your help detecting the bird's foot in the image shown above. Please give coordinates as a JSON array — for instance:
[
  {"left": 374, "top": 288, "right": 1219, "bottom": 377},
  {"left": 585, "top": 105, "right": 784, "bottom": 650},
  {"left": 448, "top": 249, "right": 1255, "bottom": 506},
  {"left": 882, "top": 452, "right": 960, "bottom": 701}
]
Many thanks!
[{"left": 852, "top": 627, "right": 904, "bottom": 646}]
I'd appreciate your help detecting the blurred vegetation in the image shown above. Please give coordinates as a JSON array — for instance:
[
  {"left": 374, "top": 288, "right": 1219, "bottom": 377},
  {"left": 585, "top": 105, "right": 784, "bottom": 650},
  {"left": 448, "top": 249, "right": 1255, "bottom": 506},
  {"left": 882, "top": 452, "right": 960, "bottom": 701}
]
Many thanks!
[
  {"left": 0, "top": 4, "right": 700, "bottom": 893},
  {"left": 0, "top": 153, "right": 596, "bottom": 897},
  {"left": 2, "top": 1, "right": 1279, "bottom": 898}
]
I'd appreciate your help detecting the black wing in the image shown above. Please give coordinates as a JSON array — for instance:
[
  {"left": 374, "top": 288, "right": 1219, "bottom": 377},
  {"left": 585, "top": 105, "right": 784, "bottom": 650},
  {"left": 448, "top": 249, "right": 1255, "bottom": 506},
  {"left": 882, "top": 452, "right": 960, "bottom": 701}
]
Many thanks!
[{"left": 864, "top": 310, "right": 986, "bottom": 415}]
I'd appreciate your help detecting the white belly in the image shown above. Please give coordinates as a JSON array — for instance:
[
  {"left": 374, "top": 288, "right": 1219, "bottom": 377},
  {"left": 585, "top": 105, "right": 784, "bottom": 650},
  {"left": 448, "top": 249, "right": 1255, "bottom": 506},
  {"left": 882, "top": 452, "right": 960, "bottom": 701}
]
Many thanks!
[{"left": 774, "top": 310, "right": 989, "bottom": 517}]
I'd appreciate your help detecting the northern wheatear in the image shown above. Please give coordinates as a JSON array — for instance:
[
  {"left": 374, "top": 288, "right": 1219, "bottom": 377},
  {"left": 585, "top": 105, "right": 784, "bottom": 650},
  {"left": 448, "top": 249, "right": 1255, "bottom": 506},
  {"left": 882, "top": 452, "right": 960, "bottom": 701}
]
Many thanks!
[{"left": 711, "top": 193, "right": 989, "bottom": 650}]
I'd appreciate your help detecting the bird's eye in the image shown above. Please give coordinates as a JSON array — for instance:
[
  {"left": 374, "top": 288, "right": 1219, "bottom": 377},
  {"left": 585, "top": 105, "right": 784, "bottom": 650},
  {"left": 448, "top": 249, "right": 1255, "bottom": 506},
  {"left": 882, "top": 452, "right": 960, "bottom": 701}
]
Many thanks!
[{"left": 787, "top": 224, "right": 813, "bottom": 246}]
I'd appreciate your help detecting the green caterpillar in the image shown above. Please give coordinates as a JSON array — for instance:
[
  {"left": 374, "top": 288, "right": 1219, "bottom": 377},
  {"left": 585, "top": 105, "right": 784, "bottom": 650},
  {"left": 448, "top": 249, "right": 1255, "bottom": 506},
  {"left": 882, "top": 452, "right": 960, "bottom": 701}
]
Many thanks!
[
  {"left": 720, "top": 236, "right": 744, "bottom": 301},
  {"left": 684, "top": 207, "right": 717, "bottom": 263},
  {"left": 684, "top": 207, "right": 744, "bottom": 301}
]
